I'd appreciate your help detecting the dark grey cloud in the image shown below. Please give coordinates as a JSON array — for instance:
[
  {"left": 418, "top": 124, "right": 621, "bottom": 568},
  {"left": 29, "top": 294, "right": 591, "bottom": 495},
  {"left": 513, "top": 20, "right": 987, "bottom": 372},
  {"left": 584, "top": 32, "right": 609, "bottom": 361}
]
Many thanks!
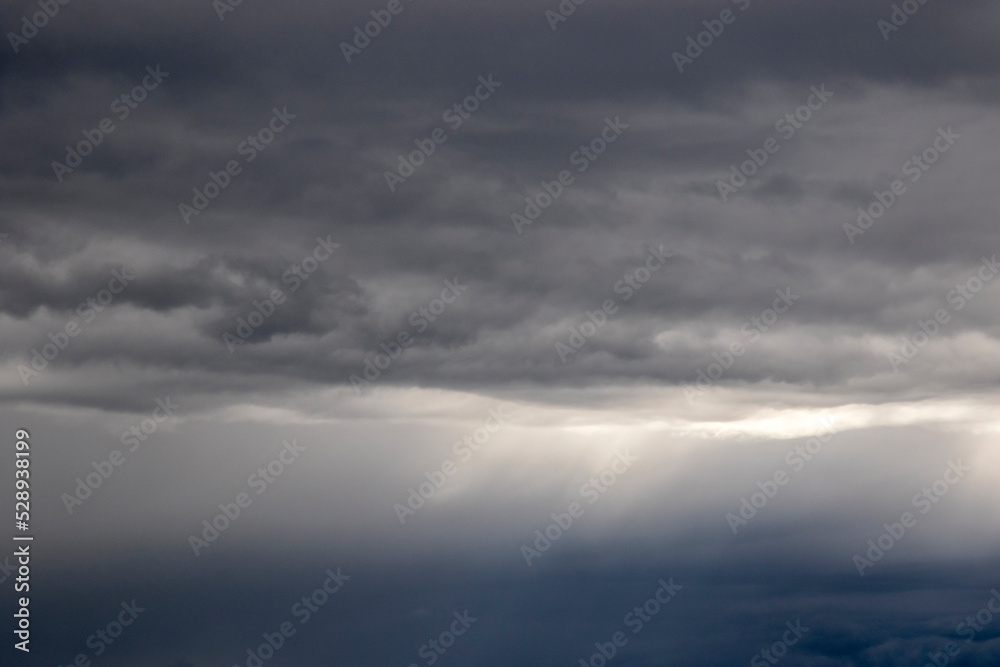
[{"left": 2, "top": 1, "right": 999, "bottom": 665}]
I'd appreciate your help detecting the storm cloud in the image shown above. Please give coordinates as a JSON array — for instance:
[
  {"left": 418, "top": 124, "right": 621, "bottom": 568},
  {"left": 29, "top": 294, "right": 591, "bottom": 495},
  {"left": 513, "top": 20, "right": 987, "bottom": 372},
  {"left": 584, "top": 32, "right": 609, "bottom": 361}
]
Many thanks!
[{"left": 1, "top": 0, "right": 999, "bottom": 665}]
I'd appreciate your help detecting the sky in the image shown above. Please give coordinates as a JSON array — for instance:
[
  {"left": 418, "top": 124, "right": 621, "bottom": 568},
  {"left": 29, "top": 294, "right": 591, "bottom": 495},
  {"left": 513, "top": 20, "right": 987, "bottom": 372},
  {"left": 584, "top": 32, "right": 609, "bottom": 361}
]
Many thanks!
[{"left": 1, "top": 0, "right": 1000, "bottom": 665}]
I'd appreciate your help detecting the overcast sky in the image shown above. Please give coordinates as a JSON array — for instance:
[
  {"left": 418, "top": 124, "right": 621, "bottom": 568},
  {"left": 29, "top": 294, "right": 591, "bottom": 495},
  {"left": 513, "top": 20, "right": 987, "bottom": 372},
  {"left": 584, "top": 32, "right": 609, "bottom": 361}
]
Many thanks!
[{"left": 2, "top": 1, "right": 999, "bottom": 665}]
